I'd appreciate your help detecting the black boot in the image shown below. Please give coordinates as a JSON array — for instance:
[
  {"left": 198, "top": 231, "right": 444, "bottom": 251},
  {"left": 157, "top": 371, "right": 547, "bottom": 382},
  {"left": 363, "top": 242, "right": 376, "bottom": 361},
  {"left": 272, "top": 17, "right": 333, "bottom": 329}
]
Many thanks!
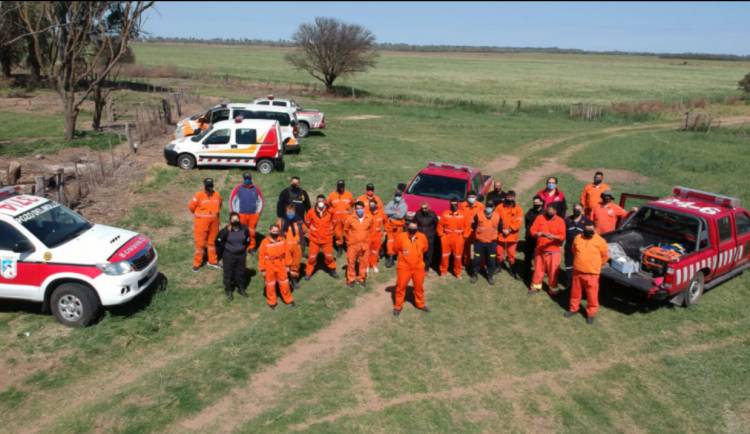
[
  {"left": 329, "top": 269, "right": 339, "bottom": 279},
  {"left": 488, "top": 274, "right": 495, "bottom": 286},
  {"left": 470, "top": 274, "right": 478, "bottom": 284},
  {"left": 225, "top": 290, "right": 233, "bottom": 301},
  {"left": 238, "top": 288, "right": 248, "bottom": 298},
  {"left": 385, "top": 255, "right": 395, "bottom": 268}
]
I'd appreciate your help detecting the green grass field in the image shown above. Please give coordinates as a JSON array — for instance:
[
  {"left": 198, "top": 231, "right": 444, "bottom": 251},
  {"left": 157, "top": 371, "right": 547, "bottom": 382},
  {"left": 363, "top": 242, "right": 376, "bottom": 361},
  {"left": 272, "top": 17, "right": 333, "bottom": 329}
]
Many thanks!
[{"left": 1, "top": 44, "right": 750, "bottom": 433}]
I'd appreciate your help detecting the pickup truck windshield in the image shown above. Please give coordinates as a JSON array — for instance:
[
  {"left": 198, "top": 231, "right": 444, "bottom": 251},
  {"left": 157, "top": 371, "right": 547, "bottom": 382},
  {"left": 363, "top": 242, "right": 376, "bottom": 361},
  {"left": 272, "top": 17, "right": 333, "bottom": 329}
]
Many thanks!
[
  {"left": 407, "top": 174, "right": 467, "bottom": 201},
  {"left": 15, "top": 202, "right": 92, "bottom": 248},
  {"left": 623, "top": 206, "right": 702, "bottom": 250},
  {"left": 236, "top": 110, "right": 291, "bottom": 126}
]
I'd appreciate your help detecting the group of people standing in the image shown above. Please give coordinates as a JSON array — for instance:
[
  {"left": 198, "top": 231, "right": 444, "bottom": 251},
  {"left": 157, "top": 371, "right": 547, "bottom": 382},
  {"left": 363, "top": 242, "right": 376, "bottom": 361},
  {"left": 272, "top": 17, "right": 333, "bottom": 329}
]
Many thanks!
[{"left": 188, "top": 170, "right": 629, "bottom": 323}]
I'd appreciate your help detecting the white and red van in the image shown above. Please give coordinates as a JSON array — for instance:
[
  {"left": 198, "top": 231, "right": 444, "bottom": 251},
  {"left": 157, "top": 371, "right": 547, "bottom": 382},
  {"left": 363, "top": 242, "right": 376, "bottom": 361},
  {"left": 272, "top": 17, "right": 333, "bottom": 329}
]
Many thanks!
[{"left": 0, "top": 189, "right": 159, "bottom": 326}]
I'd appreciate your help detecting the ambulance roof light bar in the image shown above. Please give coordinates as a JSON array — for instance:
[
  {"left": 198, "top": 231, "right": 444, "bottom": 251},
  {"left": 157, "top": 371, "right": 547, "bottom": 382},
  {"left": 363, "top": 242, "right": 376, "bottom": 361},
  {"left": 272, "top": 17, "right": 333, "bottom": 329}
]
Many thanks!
[
  {"left": 672, "top": 186, "right": 741, "bottom": 209},
  {"left": 427, "top": 161, "right": 471, "bottom": 172},
  {"left": 267, "top": 94, "right": 274, "bottom": 100}
]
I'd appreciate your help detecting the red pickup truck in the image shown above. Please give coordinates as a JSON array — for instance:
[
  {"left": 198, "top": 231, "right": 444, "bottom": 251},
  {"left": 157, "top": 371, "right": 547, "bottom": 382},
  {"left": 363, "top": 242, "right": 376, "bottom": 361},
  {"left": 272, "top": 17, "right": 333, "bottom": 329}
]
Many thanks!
[
  {"left": 402, "top": 162, "right": 494, "bottom": 214},
  {"left": 601, "top": 186, "right": 750, "bottom": 306}
]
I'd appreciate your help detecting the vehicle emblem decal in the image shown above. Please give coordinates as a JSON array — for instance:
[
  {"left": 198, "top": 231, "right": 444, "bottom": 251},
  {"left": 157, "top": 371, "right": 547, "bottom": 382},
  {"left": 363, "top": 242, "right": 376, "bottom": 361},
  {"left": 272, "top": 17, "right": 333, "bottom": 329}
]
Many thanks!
[{"left": 1, "top": 257, "right": 17, "bottom": 280}]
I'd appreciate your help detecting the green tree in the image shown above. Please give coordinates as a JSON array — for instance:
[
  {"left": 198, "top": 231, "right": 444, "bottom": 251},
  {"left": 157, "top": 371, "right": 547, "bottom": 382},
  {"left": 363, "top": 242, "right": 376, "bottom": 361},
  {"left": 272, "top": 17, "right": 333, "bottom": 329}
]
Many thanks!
[{"left": 739, "top": 72, "right": 750, "bottom": 96}]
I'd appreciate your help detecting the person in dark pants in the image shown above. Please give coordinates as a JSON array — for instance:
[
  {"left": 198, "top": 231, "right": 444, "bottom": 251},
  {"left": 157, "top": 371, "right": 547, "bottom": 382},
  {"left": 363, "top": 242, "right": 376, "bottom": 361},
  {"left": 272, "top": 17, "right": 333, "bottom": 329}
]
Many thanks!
[
  {"left": 523, "top": 195, "right": 545, "bottom": 282},
  {"left": 470, "top": 200, "right": 503, "bottom": 285},
  {"left": 564, "top": 203, "right": 592, "bottom": 289},
  {"left": 216, "top": 212, "right": 251, "bottom": 300},
  {"left": 415, "top": 202, "right": 439, "bottom": 273}
]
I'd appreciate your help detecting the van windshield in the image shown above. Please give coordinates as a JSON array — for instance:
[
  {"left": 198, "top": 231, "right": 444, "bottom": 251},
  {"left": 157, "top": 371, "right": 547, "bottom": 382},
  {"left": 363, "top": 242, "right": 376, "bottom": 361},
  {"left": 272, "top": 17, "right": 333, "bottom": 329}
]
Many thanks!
[
  {"left": 190, "top": 126, "right": 212, "bottom": 142},
  {"left": 236, "top": 110, "right": 290, "bottom": 126},
  {"left": 407, "top": 174, "right": 467, "bottom": 201},
  {"left": 15, "top": 202, "right": 92, "bottom": 248}
]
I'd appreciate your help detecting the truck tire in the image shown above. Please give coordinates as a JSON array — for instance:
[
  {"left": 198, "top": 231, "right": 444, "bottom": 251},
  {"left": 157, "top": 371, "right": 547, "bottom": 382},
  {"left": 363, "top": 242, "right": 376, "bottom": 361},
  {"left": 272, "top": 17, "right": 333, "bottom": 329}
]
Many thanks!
[
  {"left": 298, "top": 122, "right": 310, "bottom": 138},
  {"left": 177, "top": 154, "right": 196, "bottom": 170},
  {"left": 683, "top": 271, "right": 704, "bottom": 307},
  {"left": 50, "top": 283, "right": 101, "bottom": 327},
  {"left": 257, "top": 159, "right": 274, "bottom": 174}
]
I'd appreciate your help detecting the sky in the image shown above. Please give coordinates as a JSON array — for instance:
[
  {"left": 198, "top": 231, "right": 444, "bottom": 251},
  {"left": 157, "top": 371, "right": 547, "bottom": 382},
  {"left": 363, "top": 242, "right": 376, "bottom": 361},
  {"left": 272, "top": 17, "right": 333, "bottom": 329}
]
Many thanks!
[{"left": 142, "top": 1, "right": 750, "bottom": 55}]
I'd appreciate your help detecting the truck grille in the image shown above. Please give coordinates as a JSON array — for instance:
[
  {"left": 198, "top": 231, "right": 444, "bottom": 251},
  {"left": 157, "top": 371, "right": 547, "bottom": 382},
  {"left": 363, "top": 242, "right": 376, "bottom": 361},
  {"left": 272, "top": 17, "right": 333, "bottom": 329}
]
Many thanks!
[{"left": 130, "top": 246, "right": 155, "bottom": 271}]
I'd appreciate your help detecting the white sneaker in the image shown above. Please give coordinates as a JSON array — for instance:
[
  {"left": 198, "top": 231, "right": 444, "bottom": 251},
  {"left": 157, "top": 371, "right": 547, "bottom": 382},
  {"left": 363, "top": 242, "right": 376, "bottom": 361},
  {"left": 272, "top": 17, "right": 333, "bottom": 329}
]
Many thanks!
[
  {"left": 372, "top": 266, "right": 379, "bottom": 273},
  {"left": 207, "top": 263, "right": 222, "bottom": 270}
]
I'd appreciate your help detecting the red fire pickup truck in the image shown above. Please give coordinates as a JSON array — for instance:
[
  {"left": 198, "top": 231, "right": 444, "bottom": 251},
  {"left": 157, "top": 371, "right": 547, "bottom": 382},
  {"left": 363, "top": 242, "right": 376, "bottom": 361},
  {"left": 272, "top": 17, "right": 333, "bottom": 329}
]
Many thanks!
[
  {"left": 601, "top": 186, "right": 750, "bottom": 306},
  {"left": 402, "top": 162, "right": 494, "bottom": 214}
]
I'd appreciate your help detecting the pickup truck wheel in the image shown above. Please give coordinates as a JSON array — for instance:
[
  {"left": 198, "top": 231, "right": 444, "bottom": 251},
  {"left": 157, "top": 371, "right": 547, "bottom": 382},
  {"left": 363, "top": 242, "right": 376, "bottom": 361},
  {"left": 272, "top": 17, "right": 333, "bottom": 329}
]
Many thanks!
[
  {"left": 50, "top": 283, "right": 101, "bottom": 327},
  {"left": 257, "top": 159, "right": 274, "bottom": 174},
  {"left": 298, "top": 122, "right": 310, "bottom": 138},
  {"left": 683, "top": 271, "right": 704, "bottom": 307},
  {"left": 177, "top": 154, "right": 196, "bottom": 170}
]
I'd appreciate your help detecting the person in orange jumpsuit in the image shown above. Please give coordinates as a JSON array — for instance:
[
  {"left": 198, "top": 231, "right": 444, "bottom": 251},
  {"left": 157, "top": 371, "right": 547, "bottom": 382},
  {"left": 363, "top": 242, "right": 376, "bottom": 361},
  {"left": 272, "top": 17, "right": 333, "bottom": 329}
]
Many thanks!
[
  {"left": 565, "top": 222, "right": 608, "bottom": 325},
  {"left": 529, "top": 204, "right": 566, "bottom": 294},
  {"left": 357, "top": 183, "right": 384, "bottom": 211},
  {"left": 257, "top": 224, "right": 295, "bottom": 309},
  {"left": 393, "top": 219, "right": 431, "bottom": 316},
  {"left": 580, "top": 171, "right": 610, "bottom": 219},
  {"left": 281, "top": 204, "right": 306, "bottom": 289},
  {"left": 460, "top": 190, "right": 485, "bottom": 272},
  {"left": 344, "top": 201, "right": 372, "bottom": 287},
  {"left": 189, "top": 178, "right": 222, "bottom": 271},
  {"left": 496, "top": 190, "right": 524, "bottom": 279},
  {"left": 229, "top": 172, "right": 264, "bottom": 253},
  {"left": 304, "top": 195, "right": 338, "bottom": 279},
  {"left": 437, "top": 197, "right": 471, "bottom": 278},
  {"left": 593, "top": 190, "right": 628, "bottom": 234},
  {"left": 366, "top": 199, "right": 386, "bottom": 273},
  {"left": 328, "top": 179, "right": 354, "bottom": 257}
]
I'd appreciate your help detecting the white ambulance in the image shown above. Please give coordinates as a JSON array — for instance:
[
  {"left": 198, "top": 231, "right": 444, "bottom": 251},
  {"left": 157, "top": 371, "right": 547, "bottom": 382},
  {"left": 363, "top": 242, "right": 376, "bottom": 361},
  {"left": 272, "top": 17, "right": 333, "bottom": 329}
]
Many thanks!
[
  {"left": 0, "top": 189, "right": 159, "bottom": 327},
  {"left": 164, "top": 118, "right": 285, "bottom": 174}
]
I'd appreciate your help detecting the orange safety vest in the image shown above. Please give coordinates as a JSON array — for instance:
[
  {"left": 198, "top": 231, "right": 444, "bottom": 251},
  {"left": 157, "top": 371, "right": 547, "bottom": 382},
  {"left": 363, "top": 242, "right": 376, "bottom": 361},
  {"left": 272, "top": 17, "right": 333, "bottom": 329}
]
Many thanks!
[
  {"left": 496, "top": 204, "right": 524, "bottom": 242},
  {"left": 474, "top": 211, "right": 502, "bottom": 243},
  {"left": 189, "top": 190, "right": 222, "bottom": 219}
]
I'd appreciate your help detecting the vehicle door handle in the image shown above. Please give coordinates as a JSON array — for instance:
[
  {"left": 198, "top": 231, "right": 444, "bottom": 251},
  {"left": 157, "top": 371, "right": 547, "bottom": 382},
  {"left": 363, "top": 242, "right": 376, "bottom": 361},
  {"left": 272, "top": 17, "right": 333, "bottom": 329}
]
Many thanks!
[{"left": 231, "top": 145, "right": 237, "bottom": 149}]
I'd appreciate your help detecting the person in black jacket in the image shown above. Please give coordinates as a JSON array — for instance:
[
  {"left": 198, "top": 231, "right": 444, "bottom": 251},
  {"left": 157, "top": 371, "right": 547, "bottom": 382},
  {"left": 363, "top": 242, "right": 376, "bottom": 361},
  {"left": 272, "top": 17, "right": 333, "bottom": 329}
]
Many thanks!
[
  {"left": 485, "top": 180, "right": 506, "bottom": 206},
  {"left": 415, "top": 202, "right": 439, "bottom": 272},
  {"left": 216, "top": 212, "right": 251, "bottom": 301},
  {"left": 276, "top": 176, "right": 311, "bottom": 222},
  {"left": 564, "top": 203, "right": 593, "bottom": 289},
  {"left": 523, "top": 195, "right": 545, "bottom": 282}
]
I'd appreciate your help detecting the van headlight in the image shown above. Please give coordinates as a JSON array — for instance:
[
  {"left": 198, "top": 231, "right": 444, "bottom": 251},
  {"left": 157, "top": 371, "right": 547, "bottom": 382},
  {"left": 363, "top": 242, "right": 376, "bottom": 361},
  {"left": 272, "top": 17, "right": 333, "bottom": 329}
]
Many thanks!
[
  {"left": 165, "top": 142, "right": 176, "bottom": 151},
  {"left": 97, "top": 261, "right": 133, "bottom": 275}
]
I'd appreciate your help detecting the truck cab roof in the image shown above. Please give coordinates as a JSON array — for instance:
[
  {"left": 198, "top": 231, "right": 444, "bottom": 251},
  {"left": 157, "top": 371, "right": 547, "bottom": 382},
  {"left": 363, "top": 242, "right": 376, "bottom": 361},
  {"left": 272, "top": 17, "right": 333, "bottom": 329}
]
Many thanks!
[
  {"left": 417, "top": 161, "right": 480, "bottom": 181},
  {"left": 648, "top": 187, "right": 742, "bottom": 220}
]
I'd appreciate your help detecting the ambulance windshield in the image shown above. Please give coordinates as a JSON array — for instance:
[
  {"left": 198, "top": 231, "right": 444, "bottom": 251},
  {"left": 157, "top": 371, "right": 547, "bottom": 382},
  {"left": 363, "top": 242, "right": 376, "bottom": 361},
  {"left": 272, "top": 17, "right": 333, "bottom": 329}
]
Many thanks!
[{"left": 15, "top": 202, "right": 92, "bottom": 248}]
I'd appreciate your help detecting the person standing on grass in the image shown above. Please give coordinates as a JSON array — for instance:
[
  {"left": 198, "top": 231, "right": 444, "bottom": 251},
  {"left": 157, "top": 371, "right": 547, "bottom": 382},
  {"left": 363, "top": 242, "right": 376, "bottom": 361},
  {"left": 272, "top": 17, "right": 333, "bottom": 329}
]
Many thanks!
[
  {"left": 366, "top": 199, "right": 386, "bottom": 273},
  {"left": 344, "top": 201, "right": 372, "bottom": 288},
  {"left": 189, "top": 178, "right": 222, "bottom": 271},
  {"left": 565, "top": 221, "right": 608, "bottom": 325},
  {"left": 437, "top": 197, "right": 471, "bottom": 278},
  {"left": 536, "top": 176, "right": 567, "bottom": 218},
  {"left": 580, "top": 171, "right": 610, "bottom": 220},
  {"left": 529, "top": 204, "right": 566, "bottom": 295},
  {"left": 564, "top": 203, "right": 592, "bottom": 290},
  {"left": 229, "top": 172, "right": 264, "bottom": 254},
  {"left": 470, "top": 200, "right": 503, "bottom": 285},
  {"left": 281, "top": 204, "right": 306, "bottom": 290},
  {"left": 415, "top": 202, "right": 439, "bottom": 273},
  {"left": 523, "top": 195, "right": 545, "bottom": 281},
  {"left": 393, "top": 219, "right": 430, "bottom": 316},
  {"left": 383, "top": 189, "right": 408, "bottom": 268},
  {"left": 593, "top": 190, "right": 629, "bottom": 234},
  {"left": 304, "top": 195, "right": 338, "bottom": 280},
  {"left": 258, "top": 224, "right": 295, "bottom": 309},
  {"left": 328, "top": 179, "right": 354, "bottom": 258},
  {"left": 460, "top": 190, "right": 485, "bottom": 274},
  {"left": 215, "top": 212, "right": 251, "bottom": 301},
  {"left": 276, "top": 176, "right": 311, "bottom": 225},
  {"left": 496, "top": 190, "right": 523, "bottom": 279}
]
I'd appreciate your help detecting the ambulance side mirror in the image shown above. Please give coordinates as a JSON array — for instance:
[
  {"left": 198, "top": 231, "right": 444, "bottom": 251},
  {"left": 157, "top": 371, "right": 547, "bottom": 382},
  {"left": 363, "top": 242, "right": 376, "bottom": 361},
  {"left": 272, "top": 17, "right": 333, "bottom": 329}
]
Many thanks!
[{"left": 13, "top": 239, "right": 34, "bottom": 254}]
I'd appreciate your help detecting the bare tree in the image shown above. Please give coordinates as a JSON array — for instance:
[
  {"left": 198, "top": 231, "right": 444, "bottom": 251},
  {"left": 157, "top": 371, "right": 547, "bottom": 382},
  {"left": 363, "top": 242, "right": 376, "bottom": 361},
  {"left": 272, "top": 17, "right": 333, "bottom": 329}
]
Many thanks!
[
  {"left": 18, "top": 1, "right": 153, "bottom": 140},
  {"left": 0, "top": 2, "right": 24, "bottom": 78},
  {"left": 286, "top": 17, "right": 377, "bottom": 92}
]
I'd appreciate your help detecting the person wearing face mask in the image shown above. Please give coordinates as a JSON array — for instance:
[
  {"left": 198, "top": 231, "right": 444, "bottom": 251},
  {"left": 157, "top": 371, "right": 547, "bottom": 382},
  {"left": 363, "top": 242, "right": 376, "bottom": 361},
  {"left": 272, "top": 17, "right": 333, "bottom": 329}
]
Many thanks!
[
  {"left": 229, "top": 172, "right": 264, "bottom": 254},
  {"left": 276, "top": 176, "right": 311, "bottom": 224},
  {"left": 383, "top": 189, "right": 408, "bottom": 268},
  {"left": 580, "top": 171, "right": 610, "bottom": 219},
  {"left": 189, "top": 178, "right": 223, "bottom": 271},
  {"left": 357, "top": 183, "right": 384, "bottom": 212},
  {"left": 529, "top": 204, "right": 566, "bottom": 295},
  {"left": 496, "top": 191, "right": 524, "bottom": 279},
  {"left": 564, "top": 203, "right": 593, "bottom": 289},
  {"left": 366, "top": 199, "right": 386, "bottom": 273},
  {"left": 304, "top": 195, "right": 338, "bottom": 279},
  {"left": 437, "top": 197, "right": 471, "bottom": 278},
  {"left": 215, "top": 212, "right": 251, "bottom": 300},
  {"left": 393, "top": 220, "right": 430, "bottom": 316},
  {"left": 328, "top": 179, "right": 354, "bottom": 257},
  {"left": 485, "top": 180, "right": 507, "bottom": 207},
  {"left": 460, "top": 190, "right": 485, "bottom": 273},
  {"left": 282, "top": 204, "right": 306, "bottom": 289},
  {"left": 523, "top": 195, "right": 545, "bottom": 281},
  {"left": 470, "top": 200, "right": 503, "bottom": 285},
  {"left": 344, "top": 201, "right": 372, "bottom": 287},
  {"left": 258, "top": 224, "right": 295, "bottom": 309},
  {"left": 535, "top": 176, "right": 567, "bottom": 218},
  {"left": 593, "top": 190, "right": 628, "bottom": 234},
  {"left": 415, "top": 202, "right": 439, "bottom": 273},
  {"left": 565, "top": 222, "right": 608, "bottom": 325}
]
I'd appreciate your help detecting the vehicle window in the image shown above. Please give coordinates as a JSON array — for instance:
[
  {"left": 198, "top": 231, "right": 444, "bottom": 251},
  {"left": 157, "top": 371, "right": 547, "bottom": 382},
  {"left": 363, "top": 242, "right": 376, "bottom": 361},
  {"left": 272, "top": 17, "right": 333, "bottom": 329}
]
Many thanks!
[
  {"left": 190, "top": 126, "right": 213, "bottom": 142},
  {"left": 0, "top": 221, "right": 27, "bottom": 251},
  {"left": 698, "top": 220, "right": 710, "bottom": 249},
  {"left": 236, "top": 128, "right": 257, "bottom": 145},
  {"left": 235, "top": 110, "right": 290, "bottom": 126},
  {"left": 407, "top": 174, "right": 468, "bottom": 201},
  {"left": 211, "top": 109, "right": 230, "bottom": 124},
  {"left": 272, "top": 101, "right": 286, "bottom": 107},
  {"left": 717, "top": 216, "right": 733, "bottom": 242},
  {"left": 204, "top": 129, "right": 231, "bottom": 146},
  {"left": 256, "top": 101, "right": 270, "bottom": 105},
  {"left": 471, "top": 175, "right": 482, "bottom": 195},
  {"left": 14, "top": 202, "right": 92, "bottom": 248},
  {"left": 735, "top": 212, "right": 750, "bottom": 236},
  {"left": 624, "top": 207, "right": 701, "bottom": 252}
]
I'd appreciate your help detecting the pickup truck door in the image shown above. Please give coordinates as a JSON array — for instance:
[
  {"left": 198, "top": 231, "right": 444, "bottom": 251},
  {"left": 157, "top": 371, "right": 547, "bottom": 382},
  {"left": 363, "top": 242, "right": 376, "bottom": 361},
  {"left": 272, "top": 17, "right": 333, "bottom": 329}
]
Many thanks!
[
  {"left": 732, "top": 210, "right": 750, "bottom": 268},
  {"left": 714, "top": 215, "right": 738, "bottom": 276}
]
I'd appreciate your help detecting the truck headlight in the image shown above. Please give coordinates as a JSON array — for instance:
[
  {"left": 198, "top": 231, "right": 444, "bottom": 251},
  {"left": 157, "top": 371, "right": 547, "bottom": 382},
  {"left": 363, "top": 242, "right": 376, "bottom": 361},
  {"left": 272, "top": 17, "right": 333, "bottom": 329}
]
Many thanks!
[
  {"left": 165, "top": 142, "right": 176, "bottom": 151},
  {"left": 97, "top": 261, "right": 133, "bottom": 276}
]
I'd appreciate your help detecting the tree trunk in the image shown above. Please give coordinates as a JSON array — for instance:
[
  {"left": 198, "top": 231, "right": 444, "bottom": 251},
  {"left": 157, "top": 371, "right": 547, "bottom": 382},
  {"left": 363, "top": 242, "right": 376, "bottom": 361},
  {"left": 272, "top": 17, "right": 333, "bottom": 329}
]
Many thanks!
[
  {"left": 0, "top": 50, "right": 12, "bottom": 79},
  {"left": 324, "top": 74, "right": 336, "bottom": 93},
  {"left": 92, "top": 83, "right": 104, "bottom": 131},
  {"left": 26, "top": 37, "right": 41, "bottom": 83},
  {"left": 63, "top": 96, "right": 80, "bottom": 141}
]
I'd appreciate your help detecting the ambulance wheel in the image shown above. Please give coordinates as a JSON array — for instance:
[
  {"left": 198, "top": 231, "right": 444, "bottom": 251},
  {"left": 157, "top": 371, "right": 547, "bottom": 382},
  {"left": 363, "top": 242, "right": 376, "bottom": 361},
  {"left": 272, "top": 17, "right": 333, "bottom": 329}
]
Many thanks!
[
  {"left": 50, "top": 283, "right": 101, "bottom": 327},
  {"left": 177, "top": 154, "right": 196, "bottom": 170},
  {"left": 257, "top": 159, "right": 274, "bottom": 174},
  {"left": 298, "top": 122, "right": 310, "bottom": 138},
  {"left": 683, "top": 271, "right": 704, "bottom": 307}
]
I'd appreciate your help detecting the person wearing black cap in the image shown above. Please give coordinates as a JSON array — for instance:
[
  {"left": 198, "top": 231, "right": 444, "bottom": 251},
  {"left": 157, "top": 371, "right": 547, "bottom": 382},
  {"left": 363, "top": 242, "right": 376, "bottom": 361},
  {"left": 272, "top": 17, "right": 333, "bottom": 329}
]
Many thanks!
[
  {"left": 384, "top": 187, "right": 408, "bottom": 268},
  {"left": 357, "top": 183, "right": 384, "bottom": 211},
  {"left": 229, "top": 172, "right": 264, "bottom": 253},
  {"left": 188, "top": 178, "right": 222, "bottom": 271},
  {"left": 276, "top": 175, "right": 311, "bottom": 224},
  {"left": 215, "top": 212, "right": 251, "bottom": 300},
  {"left": 328, "top": 179, "right": 354, "bottom": 257}
]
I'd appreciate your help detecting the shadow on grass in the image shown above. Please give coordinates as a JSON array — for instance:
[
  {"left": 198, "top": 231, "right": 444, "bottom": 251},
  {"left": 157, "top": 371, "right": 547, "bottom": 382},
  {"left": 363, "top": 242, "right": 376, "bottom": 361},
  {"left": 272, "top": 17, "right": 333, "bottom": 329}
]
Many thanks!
[{"left": 107, "top": 272, "right": 169, "bottom": 318}]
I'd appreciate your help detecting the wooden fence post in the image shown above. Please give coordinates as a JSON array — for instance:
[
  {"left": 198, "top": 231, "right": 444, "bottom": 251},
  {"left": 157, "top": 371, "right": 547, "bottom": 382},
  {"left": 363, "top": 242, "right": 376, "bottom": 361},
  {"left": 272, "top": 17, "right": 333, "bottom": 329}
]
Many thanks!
[
  {"left": 34, "top": 176, "right": 45, "bottom": 196},
  {"left": 56, "top": 168, "right": 64, "bottom": 205}
]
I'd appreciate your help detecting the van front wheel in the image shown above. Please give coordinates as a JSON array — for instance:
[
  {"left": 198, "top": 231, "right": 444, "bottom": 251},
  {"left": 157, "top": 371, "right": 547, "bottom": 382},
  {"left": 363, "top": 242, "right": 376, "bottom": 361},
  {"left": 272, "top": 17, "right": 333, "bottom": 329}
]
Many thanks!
[
  {"left": 177, "top": 154, "right": 196, "bottom": 170},
  {"left": 257, "top": 159, "right": 274, "bottom": 174}
]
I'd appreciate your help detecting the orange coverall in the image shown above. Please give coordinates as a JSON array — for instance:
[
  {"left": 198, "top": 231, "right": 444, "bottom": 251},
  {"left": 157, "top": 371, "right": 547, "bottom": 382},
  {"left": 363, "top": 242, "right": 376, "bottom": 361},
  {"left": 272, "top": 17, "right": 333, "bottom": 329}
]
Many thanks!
[
  {"left": 593, "top": 202, "right": 627, "bottom": 234},
  {"left": 437, "top": 209, "right": 471, "bottom": 276},
  {"left": 189, "top": 190, "right": 222, "bottom": 268},
  {"left": 258, "top": 236, "right": 294, "bottom": 306},
  {"left": 580, "top": 181, "right": 611, "bottom": 219},
  {"left": 496, "top": 204, "right": 523, "bottom": 265},
  {"left": 367, "top": 207, "right": 386, "bottom": 268},
  {"left": 304, "top": 208, "right": 337, "bottom": 276},
  {"left": 569, "top": 233, "right": 609, "bottom": 318},
  {"left": 529, "top": 214, "right": 566, "bottom": 291},
  {"left": 283, "top": 220, "right": 305, "bottom": 280},
  {"left": 344, "top": 214, "right": 372, "bottom": 284},
  {"left": 358, "top": 192, "right": 384, "bottom": 211},
  {"left": 385, "top": 218, "right": 405, "bottom": 256},
  {"left": 328, "top": 191, "right": 354, "bottom": 249},
  {"left": 394, "top": 231, "right": 429, "bottom": 311},
  {"left": 459, "top": 201, "right": 485, "bottom": 266}
]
